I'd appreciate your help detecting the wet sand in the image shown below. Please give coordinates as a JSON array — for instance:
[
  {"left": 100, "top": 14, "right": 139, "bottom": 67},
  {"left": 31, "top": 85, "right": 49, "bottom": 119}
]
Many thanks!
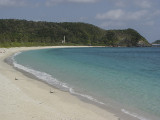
[{"left": 0, "top": 46, "right": 118, "bottom": 120}]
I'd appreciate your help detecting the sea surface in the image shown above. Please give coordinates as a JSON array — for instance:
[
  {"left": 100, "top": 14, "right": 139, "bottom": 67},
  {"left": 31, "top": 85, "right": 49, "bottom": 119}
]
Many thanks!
[{"left": 12, "top": 47, "right": 160, "bottom": 120}]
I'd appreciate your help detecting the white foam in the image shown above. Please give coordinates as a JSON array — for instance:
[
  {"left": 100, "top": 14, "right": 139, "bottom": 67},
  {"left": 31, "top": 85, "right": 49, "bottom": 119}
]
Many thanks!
[
  {"left": 12, "top": 52, "right": 66, "bottom": 88},
  {"left": 13, "top": 51, "right": 22, "bottom": 56},
  {"left": 69, "top": 88, "right": 105, "bottom": 105},
  {"left": 11, "top": 52, "right": 158, "bottom": 120},
  {"left": 121, "top": 109, "right": 150, "bottom": 120},
  {"left": 12, "top": 52, "right": 105, "bottom": 106}
]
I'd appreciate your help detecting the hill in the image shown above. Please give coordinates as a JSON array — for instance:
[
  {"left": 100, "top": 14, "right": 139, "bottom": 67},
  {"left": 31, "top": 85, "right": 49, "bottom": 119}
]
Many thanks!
[
  {"left": 0, "top": 19, "right": 150, "bottom": 47},
  {"left": 152, "top": 40, "right": 160, "bottom": 44}
]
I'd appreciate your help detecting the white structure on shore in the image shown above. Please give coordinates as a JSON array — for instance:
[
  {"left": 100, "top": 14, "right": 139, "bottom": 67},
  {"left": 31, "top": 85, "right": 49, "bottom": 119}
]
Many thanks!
[
  {"left": 152, "top": 44, "right": 160, "bottom": 47},
  {"left": 62, "top": 36, "right": 65, "bottom": 44}
]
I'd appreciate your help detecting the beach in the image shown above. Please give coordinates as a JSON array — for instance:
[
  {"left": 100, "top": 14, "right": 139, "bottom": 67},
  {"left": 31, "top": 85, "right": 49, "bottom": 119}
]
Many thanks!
[{"left": 0, "top": 46, "right": 118, "bottom": 120}]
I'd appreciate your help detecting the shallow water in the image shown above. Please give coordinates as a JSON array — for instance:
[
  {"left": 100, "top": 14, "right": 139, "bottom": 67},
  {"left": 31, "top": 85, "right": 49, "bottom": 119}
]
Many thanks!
[{"left": 13, "top": 47, "right": 160, "bottom": 120}]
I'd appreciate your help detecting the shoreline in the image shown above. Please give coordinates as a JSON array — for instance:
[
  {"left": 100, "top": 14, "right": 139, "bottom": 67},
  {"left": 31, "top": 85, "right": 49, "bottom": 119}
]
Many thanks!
[{"left": 0, "top": 46, "right": 119, "bottom": 120}]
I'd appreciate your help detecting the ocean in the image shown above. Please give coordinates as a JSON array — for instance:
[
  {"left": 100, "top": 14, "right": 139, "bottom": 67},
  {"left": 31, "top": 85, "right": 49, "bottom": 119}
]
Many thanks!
[{"left": 12, "top": 47, "right": 160, "bottom": 120}]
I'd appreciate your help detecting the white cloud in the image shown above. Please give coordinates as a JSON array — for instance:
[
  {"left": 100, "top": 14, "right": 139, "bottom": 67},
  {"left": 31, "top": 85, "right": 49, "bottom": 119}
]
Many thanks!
[
  {"left": 152, "top": 10, "right": 160, "bottom": 16},
  {"left": 96, "top": 9, "right": 149, "bottom": 21},
  {"left": 68, "top": 0, "right": 99, "bottom": 3},
  {"left": 100, "top": 21, "right": 125, "bottom": 28},
  {"left": 127, "top": 10, "right": 148, "bottom": 20},
  {"left": 135, "top": 0, "right": 152, "bottom": 8},
  {"left": 96, "top": 9, "right": 125, "bottom": 20},
  {"left": 96, "top": 8, "right": 160, "bottom": 29},
  {"left": 115, "top": 1, "right": 126, "bottom": 7},
  {"left": 144, "top": 21, "right": 154, "bottom": 26},
  {"left": 0, "top": 0, "right": 26, "bottom": 7},
  {"left": 109, "top": 0, "right": 152, "bottom": 9},
  {"left": 46, "top": 0, "right": 99, "bottom": 6}
]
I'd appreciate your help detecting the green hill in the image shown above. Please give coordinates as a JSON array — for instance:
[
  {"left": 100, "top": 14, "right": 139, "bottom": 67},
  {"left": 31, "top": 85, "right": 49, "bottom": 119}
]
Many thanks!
[
  {"left": 152, "top": 40, "right": 160, "bottom": 44},
  {"left": 0, "top": 19, "right": 150, "bottom": 47}
]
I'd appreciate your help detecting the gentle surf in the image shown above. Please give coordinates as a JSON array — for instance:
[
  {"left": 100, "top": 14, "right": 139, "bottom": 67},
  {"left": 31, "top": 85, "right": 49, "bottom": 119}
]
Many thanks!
[{"left": 12, "top": 47, "right": 160, "bottom": 120}]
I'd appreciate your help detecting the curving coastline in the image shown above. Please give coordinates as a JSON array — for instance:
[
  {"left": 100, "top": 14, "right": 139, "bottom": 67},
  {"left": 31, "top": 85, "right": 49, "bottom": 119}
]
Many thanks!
[{"left": 0, "top": 46, "right": 118, "bottom": 120}]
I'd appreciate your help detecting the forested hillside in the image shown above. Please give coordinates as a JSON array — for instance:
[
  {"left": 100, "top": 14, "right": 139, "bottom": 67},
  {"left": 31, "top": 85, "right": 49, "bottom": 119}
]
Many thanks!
[
  {"left": 0, "top": 19, "right": 150, "bottom": 47},
  {"left": 152, "top": 40, "right": 160, "bottom": 44}
]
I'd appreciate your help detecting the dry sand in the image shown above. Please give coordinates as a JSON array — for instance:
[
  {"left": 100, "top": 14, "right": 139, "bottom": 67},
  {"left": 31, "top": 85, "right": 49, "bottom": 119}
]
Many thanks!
[{"left": 0, "top": 46, "right": 118, "bottom": 120}]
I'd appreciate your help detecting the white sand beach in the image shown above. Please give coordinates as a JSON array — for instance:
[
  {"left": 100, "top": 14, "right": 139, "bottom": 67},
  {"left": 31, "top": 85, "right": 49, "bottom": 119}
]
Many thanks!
[{"left": 0, "top": 46, "right": 118, "bottom": 120}]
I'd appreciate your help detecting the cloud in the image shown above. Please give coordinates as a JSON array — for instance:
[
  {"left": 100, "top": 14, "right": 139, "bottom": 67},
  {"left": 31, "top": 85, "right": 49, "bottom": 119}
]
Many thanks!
[
  {"left": 68, "top": 0, "right": 99, "bottom": 3},
  {"left": 100, "top": 21, "right": 125, "bottom": 28},
  {"left": 108, "top": 0, "right": 152, "bottom": 9},
  {"left": 96, "top": 8, "right": 160, "bottom": 29},
  {"left": 152, "top": 10, "right": 160, "bottom": 16},
  {"left": 114, "top": 1, "right": 126, "bottom": 7},
  {"left": 0, "top": 0, "right": 26, "bottom": 7},
  {"left": 96, "top": 9, "right": 150, "bottom": 21},
  {"left": 135, "top": 0, "right": 152, "bottom": 8},
  {"left": 96, "top": 9, "right": 124, "bottom": 20},
  {"left": 144, "top": 21, "right": 154, "bottom": 26},
  {"left": 46, "top": 0, "right": 99, "bottom": 6}
]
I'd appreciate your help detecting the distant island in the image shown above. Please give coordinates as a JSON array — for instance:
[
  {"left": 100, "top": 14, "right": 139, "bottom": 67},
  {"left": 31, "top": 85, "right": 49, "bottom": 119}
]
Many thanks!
[
  {"left": 152, "top": 40, "right": 160, "bottom": 44},
  {"left": 0, "top": 19, "right": 151, "bottom": 47},
  {"left": 152, "top": 40, "right": 160, "bottom": 47}
]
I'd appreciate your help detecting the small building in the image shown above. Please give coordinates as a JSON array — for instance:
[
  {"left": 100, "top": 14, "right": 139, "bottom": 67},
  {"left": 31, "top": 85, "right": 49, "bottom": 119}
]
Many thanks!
[{"left": 62, "top": 36, "right": 65, "bottom": 44}]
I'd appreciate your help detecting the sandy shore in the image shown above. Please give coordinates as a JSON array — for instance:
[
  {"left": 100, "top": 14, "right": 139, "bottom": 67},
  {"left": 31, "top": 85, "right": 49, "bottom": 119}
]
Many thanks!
[{"left": 0, "top": 46, "right": 118, "bottom": 120}]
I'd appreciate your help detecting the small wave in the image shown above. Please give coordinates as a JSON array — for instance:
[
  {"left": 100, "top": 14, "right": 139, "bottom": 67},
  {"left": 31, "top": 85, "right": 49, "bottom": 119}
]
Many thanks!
[
  {"left": 121, "top": 109, "right": 150, "bottom": 120},
  {"left": 11, "top": 51, "right": 22, "bottom": 59},
  {"left": 12, "top": 52, "right": 69, "bottom": 90},
  {"left": 12, "top": 52, "right": 105, "bottom": 106},
  {"left": 12, "top": 52, "right": 153, "bottom": 120},
  {"left": 69, "top": 88, "right": 105, "bottom": 105}
]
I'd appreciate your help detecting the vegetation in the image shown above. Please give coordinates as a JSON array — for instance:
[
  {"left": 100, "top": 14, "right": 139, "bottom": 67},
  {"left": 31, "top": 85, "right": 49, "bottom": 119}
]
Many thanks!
[
  {"left": 0, "top": 19, "right": 150, "bottom": 47},
  {"left": 152, "top": 40, "right": 160, "bottom": 44}
]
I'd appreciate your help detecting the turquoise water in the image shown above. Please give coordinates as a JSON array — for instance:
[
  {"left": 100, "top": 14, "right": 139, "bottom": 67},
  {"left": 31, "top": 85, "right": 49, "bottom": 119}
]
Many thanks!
[{"left": 13, "top": 47, "right": 160, "bottom": 120}]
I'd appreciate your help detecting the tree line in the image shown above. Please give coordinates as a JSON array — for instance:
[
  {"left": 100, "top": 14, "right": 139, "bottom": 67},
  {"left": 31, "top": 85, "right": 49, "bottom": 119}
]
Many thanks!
[{"left": 0, "top": 19, "right": 150, "bottom": 47}]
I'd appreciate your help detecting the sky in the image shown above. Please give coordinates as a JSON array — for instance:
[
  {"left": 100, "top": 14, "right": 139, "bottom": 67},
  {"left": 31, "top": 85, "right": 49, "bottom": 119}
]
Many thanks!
[{"left": 0, "top": 0, "right": 160, "bottom": 43}]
